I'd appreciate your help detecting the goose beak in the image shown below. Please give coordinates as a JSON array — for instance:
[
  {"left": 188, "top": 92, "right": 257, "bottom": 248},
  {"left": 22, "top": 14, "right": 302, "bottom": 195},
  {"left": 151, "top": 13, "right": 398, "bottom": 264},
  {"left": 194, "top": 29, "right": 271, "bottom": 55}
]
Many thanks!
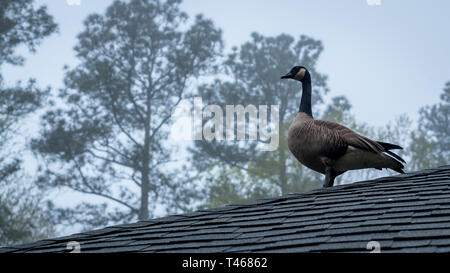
[{"left": 281, "top": 72, "right": 293, "bottom": 79}]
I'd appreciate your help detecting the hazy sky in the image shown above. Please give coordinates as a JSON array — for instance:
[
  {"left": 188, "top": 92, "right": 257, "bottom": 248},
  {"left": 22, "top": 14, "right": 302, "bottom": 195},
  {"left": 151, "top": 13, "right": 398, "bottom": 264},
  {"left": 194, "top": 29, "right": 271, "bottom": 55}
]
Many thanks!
[{"left": 3, "top": 0, "right": 450, "bottom": 127}]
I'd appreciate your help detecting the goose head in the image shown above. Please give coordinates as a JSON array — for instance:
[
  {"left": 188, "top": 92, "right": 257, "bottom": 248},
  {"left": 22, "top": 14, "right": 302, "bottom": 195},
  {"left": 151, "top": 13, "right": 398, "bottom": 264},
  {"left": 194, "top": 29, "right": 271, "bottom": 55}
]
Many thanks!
[{"left": 280, "top": 66, "right": 309, "bottom": 82}]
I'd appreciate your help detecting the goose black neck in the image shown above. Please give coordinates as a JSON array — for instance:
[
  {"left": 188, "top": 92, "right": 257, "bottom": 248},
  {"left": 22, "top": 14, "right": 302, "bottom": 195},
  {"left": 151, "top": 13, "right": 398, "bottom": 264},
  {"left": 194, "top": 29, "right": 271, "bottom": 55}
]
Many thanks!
[{"left": 299, "top": 73, "right": 313, "bottom": 117}]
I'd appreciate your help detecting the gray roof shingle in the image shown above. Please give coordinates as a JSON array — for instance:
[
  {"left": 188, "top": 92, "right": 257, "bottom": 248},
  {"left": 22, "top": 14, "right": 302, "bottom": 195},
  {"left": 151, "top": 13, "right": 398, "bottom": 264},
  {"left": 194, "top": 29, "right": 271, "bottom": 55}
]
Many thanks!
[{"left": 1, "top": 165, "right": 450, "bottom": 253}]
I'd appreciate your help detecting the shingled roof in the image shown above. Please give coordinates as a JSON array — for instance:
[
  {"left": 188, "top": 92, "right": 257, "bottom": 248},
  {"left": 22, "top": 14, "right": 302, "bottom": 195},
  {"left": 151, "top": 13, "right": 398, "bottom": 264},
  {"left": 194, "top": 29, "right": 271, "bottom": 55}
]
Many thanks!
[{"left": 2, "top": 165, "right": 450, "bottom": 253}]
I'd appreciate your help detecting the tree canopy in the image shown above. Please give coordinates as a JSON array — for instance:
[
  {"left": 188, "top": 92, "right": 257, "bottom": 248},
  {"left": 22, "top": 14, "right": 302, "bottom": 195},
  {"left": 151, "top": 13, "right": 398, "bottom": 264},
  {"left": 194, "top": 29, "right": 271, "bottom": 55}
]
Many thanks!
[
  {"left": 0, "top": 0, "right": 57, "bottom": 246},
  {"left": 32, "top": 0, "right": 222, "bottom": 229},
  {"left": 410, "top": 83, "right": 450, "bottom": 170}
]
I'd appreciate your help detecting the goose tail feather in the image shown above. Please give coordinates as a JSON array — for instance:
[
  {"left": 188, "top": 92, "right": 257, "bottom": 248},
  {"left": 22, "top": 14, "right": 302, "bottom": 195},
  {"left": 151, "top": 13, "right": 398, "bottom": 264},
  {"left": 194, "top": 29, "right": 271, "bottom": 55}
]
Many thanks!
[
  {"left": 377, "top": 141, "right": 403, "bottom": 151},
  {"left": 377, "top": 141, "right": 407, "bottom": 173},
  {"left": 385, "top": 150, "right": 406, "bottom": 164},
  {"left": 392, "top": 165, "right": 405, "bottom": 174},
  {"left": 384, "top": 151, "right": 406, "bottom": 174}
]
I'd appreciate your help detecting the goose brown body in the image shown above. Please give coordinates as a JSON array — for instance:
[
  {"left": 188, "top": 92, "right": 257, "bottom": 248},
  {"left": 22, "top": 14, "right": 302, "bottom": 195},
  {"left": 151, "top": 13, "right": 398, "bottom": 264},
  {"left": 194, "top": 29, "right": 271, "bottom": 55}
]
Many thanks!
[
  {"left": 281, "top": 65, "right": 405, "bottom": 187},
  {"left": 288, "top": 112, "right": 404, "bottom": 175}
]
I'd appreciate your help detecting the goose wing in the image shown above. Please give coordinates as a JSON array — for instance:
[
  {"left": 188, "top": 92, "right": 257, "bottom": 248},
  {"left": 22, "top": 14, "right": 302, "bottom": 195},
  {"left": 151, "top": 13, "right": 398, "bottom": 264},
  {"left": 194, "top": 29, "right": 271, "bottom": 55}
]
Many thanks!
[
  {"left": 313, "top": 120, "right": 386, "bottom": 155},
  {"left": 312, "top": 119, "right": 406, "bottom": 173}
]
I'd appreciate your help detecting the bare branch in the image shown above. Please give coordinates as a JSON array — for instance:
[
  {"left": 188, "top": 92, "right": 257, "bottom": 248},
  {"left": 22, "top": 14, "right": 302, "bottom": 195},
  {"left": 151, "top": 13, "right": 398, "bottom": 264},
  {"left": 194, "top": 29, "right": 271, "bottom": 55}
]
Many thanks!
[
  {"left": 72, "top": 158, "right": 139, "bottom": 214},
  {"left": 84, "top": 149, "right": 136, "bottom": 170},
  {"left": 104, "top": 86, "right": 141, "bottom": 147}
]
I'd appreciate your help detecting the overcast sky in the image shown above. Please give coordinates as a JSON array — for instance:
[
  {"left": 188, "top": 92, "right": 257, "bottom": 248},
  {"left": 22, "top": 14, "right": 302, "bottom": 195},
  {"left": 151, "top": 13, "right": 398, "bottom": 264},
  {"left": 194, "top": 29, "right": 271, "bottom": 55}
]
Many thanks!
[{"left": 3, "top": 0, "right": 450, "bottom": 127}]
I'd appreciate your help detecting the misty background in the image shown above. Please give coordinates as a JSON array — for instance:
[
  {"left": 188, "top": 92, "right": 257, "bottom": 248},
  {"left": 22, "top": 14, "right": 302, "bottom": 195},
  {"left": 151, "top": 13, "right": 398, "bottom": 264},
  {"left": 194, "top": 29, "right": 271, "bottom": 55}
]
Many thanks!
[{"left": 0, "top": 0, "right": 449, "bottom": 246}]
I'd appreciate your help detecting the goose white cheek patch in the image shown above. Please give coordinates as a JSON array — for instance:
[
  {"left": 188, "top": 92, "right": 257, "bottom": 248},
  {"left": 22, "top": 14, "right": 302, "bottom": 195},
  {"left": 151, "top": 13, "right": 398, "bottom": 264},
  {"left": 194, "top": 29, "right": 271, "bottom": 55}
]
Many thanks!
[{"left": 294, "top": 68, "right": 306, "bottom": 81}]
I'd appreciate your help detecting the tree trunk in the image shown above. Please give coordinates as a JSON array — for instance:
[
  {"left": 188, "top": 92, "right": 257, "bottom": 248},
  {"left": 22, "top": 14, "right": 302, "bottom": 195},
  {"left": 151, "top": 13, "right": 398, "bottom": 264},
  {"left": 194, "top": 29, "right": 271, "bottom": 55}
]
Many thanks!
[
  {"left": 140, "top": 155, "right": 149, "bottom": 220},
  {"left": 140, "top": 97, "right": 151, "bottom": 221}
]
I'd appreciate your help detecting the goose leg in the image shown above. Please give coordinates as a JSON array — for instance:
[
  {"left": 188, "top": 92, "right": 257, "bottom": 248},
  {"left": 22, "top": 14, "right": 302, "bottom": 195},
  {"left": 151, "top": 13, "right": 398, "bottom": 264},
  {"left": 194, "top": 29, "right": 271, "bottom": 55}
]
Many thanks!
[{"left": 323, "top": 166, "right": 337, "bottom": 188}]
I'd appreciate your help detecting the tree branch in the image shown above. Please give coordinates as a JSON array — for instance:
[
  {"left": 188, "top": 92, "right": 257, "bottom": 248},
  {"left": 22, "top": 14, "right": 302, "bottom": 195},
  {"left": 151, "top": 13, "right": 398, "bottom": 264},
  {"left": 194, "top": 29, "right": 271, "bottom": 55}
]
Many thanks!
[
  {"left": 104, "top": 86, "right": 141, "bottom": 147},
  {"left": 85, "top": 149, "right": 136, "bottom": 170},
  {"left": 71, "top": 158, "right": 139, "bottom": 214}
]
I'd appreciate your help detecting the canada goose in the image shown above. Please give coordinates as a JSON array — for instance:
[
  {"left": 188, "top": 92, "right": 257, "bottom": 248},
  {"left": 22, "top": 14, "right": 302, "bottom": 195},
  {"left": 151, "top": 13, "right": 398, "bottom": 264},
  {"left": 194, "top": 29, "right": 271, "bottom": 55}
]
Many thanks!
[{"left": 281, "top": 66, "right": 405, "bottom": 188}]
